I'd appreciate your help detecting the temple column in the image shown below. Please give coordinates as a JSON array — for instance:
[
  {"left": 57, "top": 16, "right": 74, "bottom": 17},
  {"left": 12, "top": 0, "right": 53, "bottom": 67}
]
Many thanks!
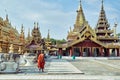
[
  {"left": 107, "top": 49, "right": 110, "bottom": 57},
  {"left": 82, "top": 47, "right": 84, "bottom": 56},
  {"left": 90, "top": 47, "right": 92, "bottom": 56},
  {"left": 117, "top": 49, "right": 119, "bottom": 56},
  {"left": 79, "top": 47, "right": 82, "bottom": 56},
  {"left": 100, "top": 48, "right": 104, "bottom": 56},
  {"left": 98, "top": 48, "right": 100, "bottom": 56},
  {"left": 109, "top": 49, "right": 112, "bottom": 56},
  {"left": 69, "top": 48, "right": 72, "bottom": 56},
  {"left": 72, "top": 47, "right": 75, "bottom": 56},
  {"left": 92, "top": 47, "right": 95, "bottom": 57}
]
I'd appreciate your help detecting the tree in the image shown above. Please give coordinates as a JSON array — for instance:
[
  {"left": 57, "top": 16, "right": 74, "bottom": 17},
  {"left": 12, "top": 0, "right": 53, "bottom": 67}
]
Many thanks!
[
  {"left": 117, "top": 33, "right": 120, "bottom": 37},
  {"left": 50, "top": 38, "right": 67, "bottom": 45}
]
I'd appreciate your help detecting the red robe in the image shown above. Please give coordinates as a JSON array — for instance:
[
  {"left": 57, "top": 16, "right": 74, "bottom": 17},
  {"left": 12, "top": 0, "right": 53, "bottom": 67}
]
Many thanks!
[{"left": 37, "top": 53, "right": 45, "bottom": 69}]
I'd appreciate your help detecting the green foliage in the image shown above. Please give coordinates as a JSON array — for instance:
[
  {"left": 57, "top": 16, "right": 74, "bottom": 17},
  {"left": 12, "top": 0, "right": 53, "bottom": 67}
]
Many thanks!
[
  {"left": 117, "top": 33, "right": 120, "bottom": 37},
  {"left": 50, "top": 38, "right": 66, "bottom": 45}
]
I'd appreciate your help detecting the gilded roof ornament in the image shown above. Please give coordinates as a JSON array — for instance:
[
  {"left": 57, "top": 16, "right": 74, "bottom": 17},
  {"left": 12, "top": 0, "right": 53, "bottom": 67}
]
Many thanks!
[
  {"left": 5, "top": 10, "right": 9, "bottom": 22},
  {"left": 20, "top": 24, "right": 24, "bottom": 37},
  {"left": 34, "top": 22, "right": 36, "bottom": 29},
  {"left": 74, "top": 0, "right": 86, "bottom": 32},
  {"left": 101, "top": 0, "right": 104, "bottom": 10},
  {"left": 37, "top": 22, "right": 39, "bottom": 29},
  {"left": 70, "top": 26, "right": 72, "bottom": 32},
  {"left": 47, "top": 29, "right": 50, "bottom": 41}
]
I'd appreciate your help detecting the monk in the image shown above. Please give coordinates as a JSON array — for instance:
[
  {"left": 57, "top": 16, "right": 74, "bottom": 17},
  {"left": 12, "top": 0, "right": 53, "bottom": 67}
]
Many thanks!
[{"left": 37, "top": 52, "right": 45, "bottom": 72}]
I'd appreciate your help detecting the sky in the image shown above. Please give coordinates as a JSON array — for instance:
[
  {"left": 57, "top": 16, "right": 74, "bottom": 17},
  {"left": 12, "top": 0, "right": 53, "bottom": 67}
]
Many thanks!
[{"left": 0, "top": 0, "right": 120, "bottom": 40}]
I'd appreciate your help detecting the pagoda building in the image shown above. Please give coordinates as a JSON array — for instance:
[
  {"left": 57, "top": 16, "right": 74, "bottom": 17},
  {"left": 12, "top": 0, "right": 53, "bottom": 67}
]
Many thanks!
[
  {"left": 65, "top": 0, "right": 120, "bottom": 57},
  {"left": 95, "top": 0, "right": 119, "bottom": 43},
  {"left": 32, "top": 22, "right": 42, "bottom": 44},
  {"left": 25, "top": 22, "right": 47, "bottom": 53},
  {"left": 0, "top": 14, "right": 25, "bottom": 53},
  {"left": 45, "top": 29, "right": 52, "bottom": 50},
  {"left": 67, "top": 0, "right": 88, "bottom": 42},
  {"left": 45, "top": 29, "right": 57, "bottom": 52}
]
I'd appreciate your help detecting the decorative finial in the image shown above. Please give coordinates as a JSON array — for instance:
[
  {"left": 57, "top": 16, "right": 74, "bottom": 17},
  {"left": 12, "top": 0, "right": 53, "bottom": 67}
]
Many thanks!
[
  {"left": 6, "top": 14, "right": 9, "bottom": 22},
  {"left": 114, "top": 18, "right": 118, "bottom": 27},
  {"left": 48, "top": 29, "right": 50, "bottom": 33},
  {"left": 102, "top": 0, "right": 103, "bottom": 4},
  {"left": 22, "top": 24, "right": 23, "bottom": 27},
  {"left": 47, "top": 29, "right": 50, "bottom": 41},
  {"left": 34, "top": 22, "right": 36, "bottom": 28},
  {"left": 70, "top": 26, "right": 72, "bottom": 32},
  {"left": 114, "top": 22, "right": 117, "bottom": 28},
  {"left": 80, "top": 0, "right": 81, "bottom": 4},
  {"left": 37, "top": 22, "right": 39, "bottom": 28},
  {"left": 78, "top": 0, "right": 82, "bottom": 11},
  {"left": 101, "top": 0, "right": 104, "bottom": 10},
  {"left": 21, "top": 24, "right": 24, "bottom": 33},
  {"left": 5, "top": 9, "right": 9, "bottom": 22}
]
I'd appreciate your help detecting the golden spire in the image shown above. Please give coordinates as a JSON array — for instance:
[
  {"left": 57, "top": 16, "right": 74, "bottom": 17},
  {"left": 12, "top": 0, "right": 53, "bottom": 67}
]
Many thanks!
[
  {"left": 27, "top": 28, "right": 31, "bottom": 42},
  {"left": 37, "top": 22, "right": 39, "bottom": 29},
  {"left": 34, "top": 22, "right": 36, "bottom": 29},
  {"left": 101, "top": 0, "right": 104, "bottom": 10},
  {"left": 6, "top": 14, "right": 9, "bottom": 22},
  {"left": 5, "top": 9, "right": 9, "bottom": 22},
  {"left": 20, "top": 24, "right": 25, "bottom": 43},
  {"left": 21, "top": 24, "right": 24, "bottom": 34},
  {"left": 47, "top": 29, "right": 50, "bottom": 41},
  {"left": 70, "top": 26, "right": 72, "bottom": 32},
  {"left": 114, "top": 22, "right": 117, "bottom": 37},
  {"left": 74, "top": 0, "right": 86, "bottom": 32},
  {"left": 96, "top": 0, "right": 108, "bottom": 29},
  {"left": 28, "top": 28, "right": 30, "bottom": 36},
  {"left": 79, "top": 0, "right": 82, "bottom": 10}
]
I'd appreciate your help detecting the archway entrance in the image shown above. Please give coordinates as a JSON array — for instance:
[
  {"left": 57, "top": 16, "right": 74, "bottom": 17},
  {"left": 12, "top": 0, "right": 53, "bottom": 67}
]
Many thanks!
[
  {"left": 83, "top": 48, "right": 90, "bottom": 57},
  {"left": 103, "top": 48, "right": 108, "bottom": 57},
  {"left": 110, "top": 49, "right": 117, "bottom": 57},
  {"left": 93, "top": 48, "right": 100, "bottom": 57},
  {"left": 73, "top": 48, "right": 80, "bottom": 56}
]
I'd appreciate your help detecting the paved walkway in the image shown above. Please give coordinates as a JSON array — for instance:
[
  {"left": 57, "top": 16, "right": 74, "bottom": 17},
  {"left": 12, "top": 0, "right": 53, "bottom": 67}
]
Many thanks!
[
  {"left": 0, "top": 56, "right": 120, "bottom": 80},
  {"left": 47, "top": 56, "right": 83, "bottom": 74}
]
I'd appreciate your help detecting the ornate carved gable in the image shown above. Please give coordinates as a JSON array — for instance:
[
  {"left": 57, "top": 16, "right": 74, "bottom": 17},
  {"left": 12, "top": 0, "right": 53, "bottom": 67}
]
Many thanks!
[{"left": 79, "top": 24, "right": 96, "bottom": 40}]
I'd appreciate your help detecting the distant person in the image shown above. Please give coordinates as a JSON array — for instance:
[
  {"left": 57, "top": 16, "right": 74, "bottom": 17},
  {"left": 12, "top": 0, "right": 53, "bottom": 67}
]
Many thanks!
[{"left": 37, "top": 51, "right": 45, "bottom": 72}]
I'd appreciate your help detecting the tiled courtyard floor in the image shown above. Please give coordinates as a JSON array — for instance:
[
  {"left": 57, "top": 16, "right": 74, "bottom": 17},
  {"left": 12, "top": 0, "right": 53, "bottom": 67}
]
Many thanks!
[{"left": 0, "top": 56, "right": 120, "bottom": 80}]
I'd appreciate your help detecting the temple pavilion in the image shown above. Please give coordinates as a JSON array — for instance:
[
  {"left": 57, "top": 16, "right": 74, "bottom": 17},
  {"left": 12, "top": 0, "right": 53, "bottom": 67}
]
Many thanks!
[
  {"left": 59, "top": 0, "right": 120, "bottom": 57},
  {"left": 0, "top": 14, "right": 25, "bottom": 53},
  {"left": 0, "top": 15, "right": 54, "bottom": 54},
  {"left": 25, "top": 22, "right": 56, "bottom": 53}
]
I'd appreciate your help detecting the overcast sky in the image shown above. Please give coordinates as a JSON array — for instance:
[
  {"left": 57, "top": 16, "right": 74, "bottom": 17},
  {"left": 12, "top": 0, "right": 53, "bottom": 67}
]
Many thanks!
[{"left": 0, "top": 0, "right": 120, "bottom": 40}]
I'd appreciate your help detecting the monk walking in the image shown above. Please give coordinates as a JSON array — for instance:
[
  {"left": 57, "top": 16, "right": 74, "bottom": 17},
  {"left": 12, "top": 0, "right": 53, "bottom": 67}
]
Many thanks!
[{"left": 37, "top": 51, "right": 45, "bottom": 72}]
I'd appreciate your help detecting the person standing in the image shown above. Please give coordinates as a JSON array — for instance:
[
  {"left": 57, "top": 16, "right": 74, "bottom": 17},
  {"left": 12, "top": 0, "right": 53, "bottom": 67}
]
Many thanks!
[{"left": 37, "top": 51, "right": 45, "bottom": 72}]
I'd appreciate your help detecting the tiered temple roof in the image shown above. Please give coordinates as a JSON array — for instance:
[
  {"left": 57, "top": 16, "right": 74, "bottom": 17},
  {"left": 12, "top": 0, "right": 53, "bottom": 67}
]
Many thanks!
[
  {"left": 0, "top": 14, "right": 25, "bottom": 53},
  {"left": 95, "top": 0, "right": 119, "bottom": 43},
  {"left": 32, "top": 22, "right": 42, "bottom": 44},
  {"left": 67, "top": 0, "right": 87, "bottom": 42}
]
